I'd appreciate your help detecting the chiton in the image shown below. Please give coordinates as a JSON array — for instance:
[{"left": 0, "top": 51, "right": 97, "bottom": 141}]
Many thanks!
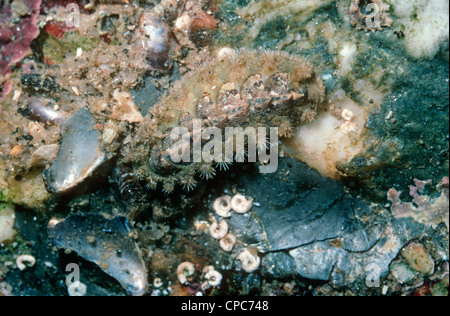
[{"left": 122, "top": 49, "right": 326, "bottom": 194}]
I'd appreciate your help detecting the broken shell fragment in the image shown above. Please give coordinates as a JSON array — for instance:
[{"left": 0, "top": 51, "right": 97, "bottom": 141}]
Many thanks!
[
  {"left": 112, "top": 89, "right": 144, "bottom": 123},
  {"left": 26, "top": 98, "right": 69, "bottom": 125},
  {"left": 28, "top": 144, "right": 60, "bottom": 168},
  {"left": 0, "top": 203, "right": 16, "bottom": 243},
  {"left": 43, "top": 108, "right": 108, "bottom": 195},
  {"left": 16, "top": 254, "right": 36, "bottom": 271},
  {"left": 401, "top": 242, "right": 435, "bottom": 275},
  {"left": 49, "top": 213, "right": 148, "bottom": 296}
]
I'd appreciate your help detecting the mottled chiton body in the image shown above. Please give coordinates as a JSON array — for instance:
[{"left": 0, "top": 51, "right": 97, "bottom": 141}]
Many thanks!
[{"left": 124, "top": 49, "right": 325, "bottom": 194}]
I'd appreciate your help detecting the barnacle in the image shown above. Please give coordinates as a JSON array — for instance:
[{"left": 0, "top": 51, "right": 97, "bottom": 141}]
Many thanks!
[
  {"left": 219, "top": 233, "right": 237, "bottom": 252},
  {"left": 125, "top": 49, "right": 325, "bottom": 194},
  {"left": 209, "top": 219, "right": 229, "bottom": 240},
  {"left": 231, "top": 194, "right": 253, "bottom": 214},
  {"left": 177, "top": 261, "right": 195, "bottom": 285},
  {"left": 16, "top": 254, "right": 36, "bottom": 271},
  {"left": 213, "top": 195, "right": 233, "bottom": 218},
  {"left": 203, "top": 269, "right": 222, "bottom": 288},
  {"left": 68, "top": 281, "right": 87, "bottom": 297},
  {"left": 237, "top": 248, "right": 261, "bottom": 273},
  {"left": 341, "top": 109, "right": 354, "bottom": 121}
]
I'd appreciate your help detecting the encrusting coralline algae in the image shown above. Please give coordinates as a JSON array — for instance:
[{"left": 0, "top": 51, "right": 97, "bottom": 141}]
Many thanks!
[{"left": 388, "top": 177, "right": 449, "bottom": 230}]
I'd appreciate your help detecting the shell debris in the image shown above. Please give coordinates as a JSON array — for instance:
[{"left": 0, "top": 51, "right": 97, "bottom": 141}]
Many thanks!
[{"left": 16, "top": 254, "right": 36, "bottom": 271}]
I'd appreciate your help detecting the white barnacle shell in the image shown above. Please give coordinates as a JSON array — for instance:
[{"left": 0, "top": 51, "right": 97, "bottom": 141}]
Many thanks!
[
  {"left": 201, "top": 266, "right": 222, "bottom": 290},
  {"left": 16, "top": 254, "right": 36, "bottom": 271},
  {"left": 231, "top": 194, "right": 253, "bottom": 214},
  {"left": 237, "top": 248, "right": 261, "bottom": 273},
  {"left": 341, "top": 108, "right": 354, "bottom": 121},
  {"left": 177, "top": 261, "right": 195, "bottom": 285},
  {"left": 219, "top": 233, "right": 237, "bottom": 252},
  {"left": 217, "top": 47, "right": 238, "bottom": 59},
  {"left": 213, "top": 195, "right": 232, "bottom": 218},
  {"left": 68, "top": 281, "right": 87, "bottom": 296},
  {"left": 204, "top": 269, "right": 222, "bottom": 287},
  {"left": 209, "top": 219, "right": 228, "bottom": 240}
]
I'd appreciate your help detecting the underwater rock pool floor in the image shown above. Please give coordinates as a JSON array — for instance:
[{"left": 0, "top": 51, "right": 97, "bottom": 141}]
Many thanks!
[{"left": 0, "top": 0, "right": 448, "bottom": 296}]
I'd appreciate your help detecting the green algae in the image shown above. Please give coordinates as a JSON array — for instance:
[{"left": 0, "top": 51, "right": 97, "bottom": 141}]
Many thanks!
[
  {"left": 0, "top": 190, "right": 8, "bottom": 203},
  {"left": 42, "top": 32, "right": 101, "bottom": 64}
]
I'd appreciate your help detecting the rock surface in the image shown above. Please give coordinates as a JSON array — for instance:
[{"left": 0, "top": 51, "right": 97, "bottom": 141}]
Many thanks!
[
  {"left": 226, "top": 157, "right": 448, "bottom": 288},
  {"left": 234, "top": 158, "right": 383, "bottom": 253},
  {"left": 49, "top": 213, "right": 148, "bottom": 296}
]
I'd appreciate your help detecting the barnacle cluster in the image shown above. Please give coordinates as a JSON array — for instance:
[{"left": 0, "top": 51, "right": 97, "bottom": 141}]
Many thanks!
[
  {"left": 175, "top": 262, "right": 223, "bottom": 293},
  {"left": 123, "top": 49, "right": 325, "bottom": 195}
]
